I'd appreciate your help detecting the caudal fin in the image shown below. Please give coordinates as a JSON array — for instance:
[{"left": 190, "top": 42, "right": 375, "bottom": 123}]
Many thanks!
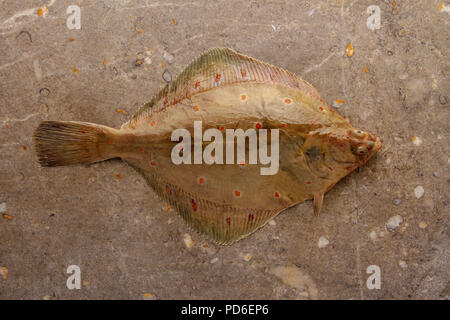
[{"left": 33, "top": 121, "right": 119, "bottom": 167}]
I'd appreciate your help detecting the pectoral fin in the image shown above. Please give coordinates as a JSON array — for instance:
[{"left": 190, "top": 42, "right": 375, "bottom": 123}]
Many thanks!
[{"left": 313, "top": 193, "right": 324, "bottom": 216}]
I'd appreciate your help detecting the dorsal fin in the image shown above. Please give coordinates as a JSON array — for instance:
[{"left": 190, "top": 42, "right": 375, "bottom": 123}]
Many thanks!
[{"left": 124, "top": 48, "right": 322, "bottom": 128}]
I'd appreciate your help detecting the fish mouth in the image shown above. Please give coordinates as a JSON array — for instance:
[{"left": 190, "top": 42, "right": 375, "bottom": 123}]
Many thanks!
[{"left": 373, "top": 137, "right": 382, "bottom": 153}]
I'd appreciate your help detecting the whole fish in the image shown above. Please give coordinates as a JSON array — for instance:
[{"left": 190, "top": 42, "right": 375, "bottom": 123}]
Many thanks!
[{"left": 33, "top": 48, "right": 381, "bottom": 245}]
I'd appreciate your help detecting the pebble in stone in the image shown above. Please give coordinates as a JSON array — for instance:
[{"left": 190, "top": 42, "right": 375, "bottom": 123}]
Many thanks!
[
  {"left": 243, "top": 254, "right": 252, "bottom": 261},
  {"left": 0, "top": 202, "right": 6, "bottom": 213},
  {"left": 387, "top": 215, "right": 404, "bottom": 230},
  {"left": 162, "top": 69, "right": 172, "bottom": 83},
  {"left": 318, "top": 236, "right": 329, "bottom": 248},
  {"left": 414, "top": 185, "right": 424, "bottom": 199},
  {"left": 268, "top": 220, "right": 276, "bottom": 226},
  {"left": 419, "top": 221, "right": 427, "bottom": 229},
  {"left": 393, "top": 198, "right": 402, "bottom": 205},
  {"left": 411, "top": 136, "right": 423, "bottom": 146},
  {"left": 0, "top": 266, "right": 8, "bottom": 279},
  {"left": 143, "top": 293, "right": 157, "bottom": 300},
  {"left": 398, "top": 260, "right": 408, "bottom": 269},
  {"left": 210, "top": 257, "right": 219, "bottom": 264},
  {"left": 433, "top": 172, "right": 438, "bottom": 177},
  {"left": 369, "top": 231, "right": 377, "bottom": 240},
  {"left": 183, "top": 234, "right": 193, "bottom": 248},
  {"left": 163, "top": 51, "right": 174, "bottom": 64}
]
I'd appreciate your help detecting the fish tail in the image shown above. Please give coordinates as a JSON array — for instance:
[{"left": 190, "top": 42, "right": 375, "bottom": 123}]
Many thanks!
[{"left": 33, "top": 121, "right": 121, "bottom": 167}]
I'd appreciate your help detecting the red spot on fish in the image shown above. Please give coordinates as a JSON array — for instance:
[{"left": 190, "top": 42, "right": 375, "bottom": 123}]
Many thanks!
[
  {"left": 165, "top": 185, "right": 172, "bottom": 195},
  {"left": 108, "top": 140, "right": 114, "bottom": 144},
  {"left": 219, "top": 126, "right": 225, "bottom": 131},
  {"left": 234, "top": 190, "right": 241, "bottom": 197},
  {"left": 248, "top": 214, "right": 254, "bottom": 222},
  {"left": 195, "top": 80, "right": 200, "bottom": 88},
  {"left": 319, "top": 107, "right": 324, "bottom": 111},
  {"left": 306, "top": 181, "right": 311, "bottom": 185},
  {"left": 163, "top": 97, "right": 168, "bottom": 105},
  {"left": 274, "top": 192, "right": 279, "bottom": 198},
  {"left": 255, "top": 123, "right": 262, "bottom": 129},
  {"left": 215, "top": 73, "right": 221, "bottom": 82},
  {"left": 239, "top": 161, "right": 245, "bottom": 166},
  {"left": 226, "top": 217, "right": 230, "bottom": 225},
  {"left": 191, "top": 198, "right": 197, "bottom": 212},
  {"left": 281, "top": 123, "right": 287, "bottom": 128},
  {"left": 82, "top": 130, "right": 86, "bottom": 134},
  {"left": 150, "top": 161, "right": 157, "bottom": 167},
  {"left": 199, "top": 177, "right": 205, "bottom": 185},
  {"left": 139, "top": 147, "right": 143, "bottom": 152},
  {"left": 311, "top": 121, "right": 315, "bottom": 125},
  {"left": 241, "top": 69, "right": 246, "bottom": 77}
]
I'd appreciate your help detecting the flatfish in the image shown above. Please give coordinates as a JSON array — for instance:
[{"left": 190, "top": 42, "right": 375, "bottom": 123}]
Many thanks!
[{"left": 33, "top": 48, "right": 381, "bottom": 244}]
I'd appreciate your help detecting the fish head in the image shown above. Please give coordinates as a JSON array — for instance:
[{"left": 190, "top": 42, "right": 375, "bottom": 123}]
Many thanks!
[{"left": 326, "top": 127, "right": 382, "bottom": 172}]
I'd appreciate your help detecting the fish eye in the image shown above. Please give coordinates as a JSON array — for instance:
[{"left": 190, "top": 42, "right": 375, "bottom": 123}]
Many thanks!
[
  {"left": 355, "top": 145, "right": 368, "bottom": 155},
  {"left": 353, "top": 130, "right": 366, "bottom": 139}
]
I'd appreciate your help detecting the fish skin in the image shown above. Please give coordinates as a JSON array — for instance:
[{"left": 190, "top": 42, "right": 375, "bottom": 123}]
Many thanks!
[{"left": 33, "top": 48, "right": 382, "bottom": 245}]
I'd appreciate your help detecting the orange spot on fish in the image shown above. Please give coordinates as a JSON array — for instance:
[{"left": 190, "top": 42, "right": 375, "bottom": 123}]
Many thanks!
[
  {"left": 108, "top": 140, "right": 114, "bottom": 144},
  {"left": 219, "top": 126, "right": 225, "bottom": 131},
  {"left": 284, "top": 98, "right": 292, "bottom": 104},
  {"left": 115, "top": 173, "right": 121, "bottom": 179},
  {"left": 150, "top": 121, "right": 155, "bottom": 127},
  {"left": 319, "top": 107, "right": 324, "bottom": 111},
  {"left": 199, "top": 177, "right": 205, "bottom": 185},
  {"left": 191, "top": 198, "right": 197, "bottom": 212},
  {"left": 163, "top": 97, "right": 168, "bottom": 105},
  {"left": 195, "top": 81, "right": 200, "bottom": 89},
  {"left": 117, "top": 109, "right": 126, "bottom": 114},
  {"left": 255, "top": 123, "right": 262, "bottom": 129},
  {"left": 241, "top": 69, "right": 246, "bottom": 77},
  {"left": 248, "top": 214, "right": 254, "bottom": 222},
  {"left": 69, "top": 37, "right": 75, "bottom": 42},
  {"left": 363, "top": 66, "right": 369, "bottom": 73},
  {"left": 193, "top": 105, "right": 199, "bottom": 111},
  {"left": 241, "top": 94, "right": 247, "bottom": 101},
  {"left": 234, "top": 190, "right": 241, "bottom": 197},
  {"left": 22, "top": 146, "right": 27, "bottom": 151},
  {"left": 215, "top": 74, "right": 221, "bottom": 82}
]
